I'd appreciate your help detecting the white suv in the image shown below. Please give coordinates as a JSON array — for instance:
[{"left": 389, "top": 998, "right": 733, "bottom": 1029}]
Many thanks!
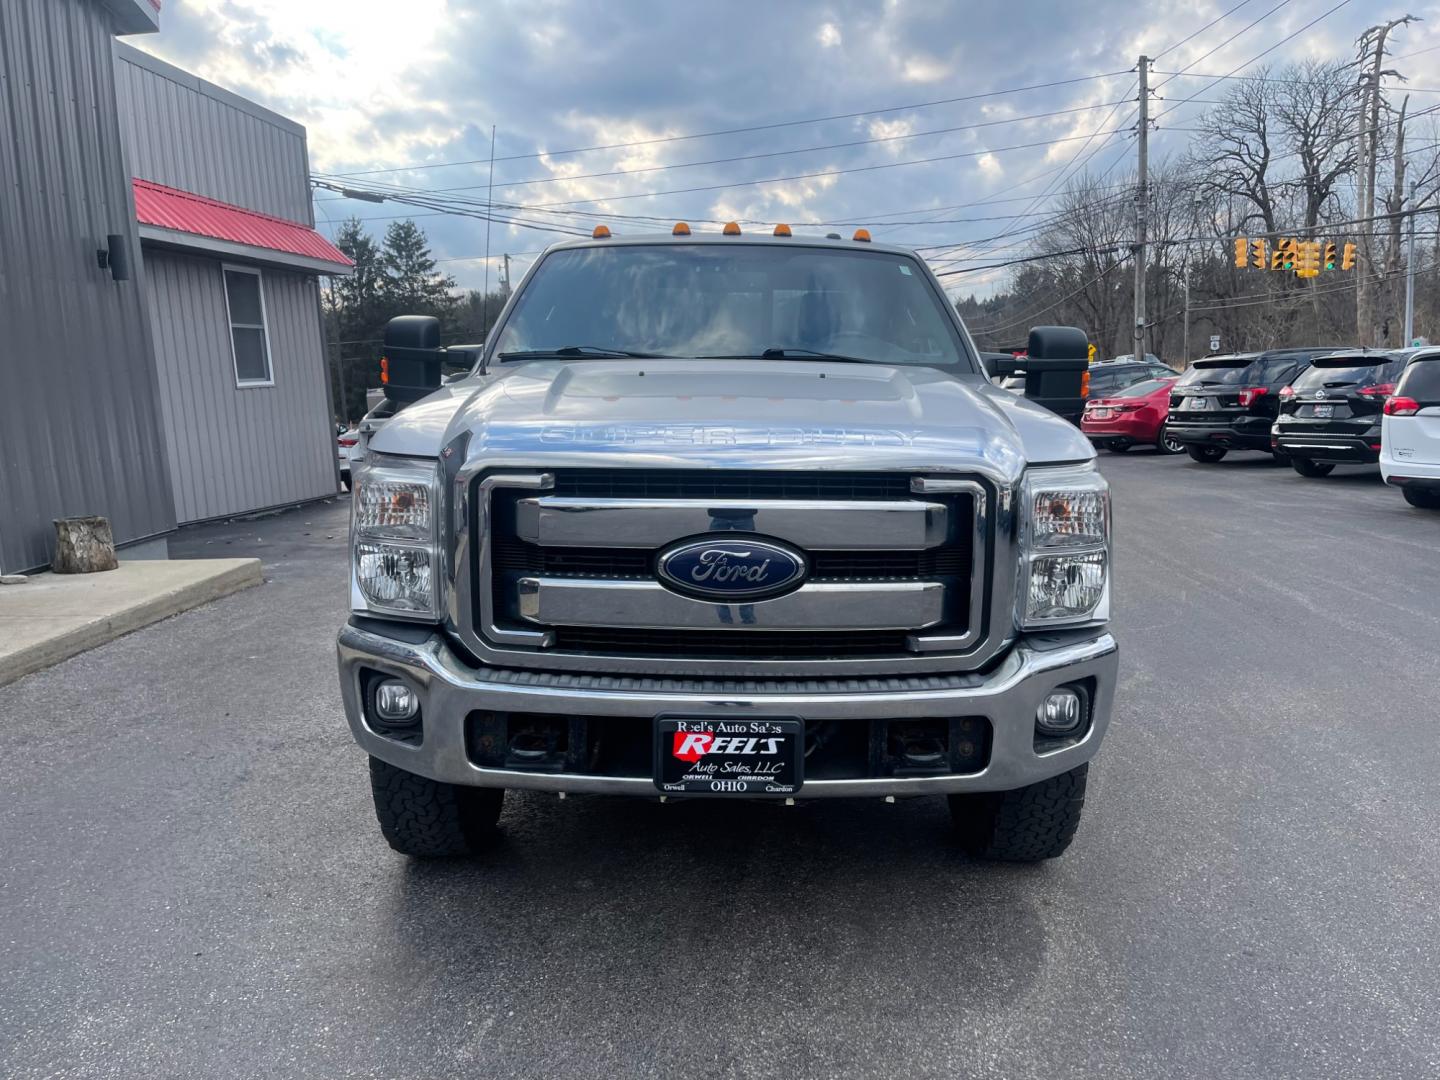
[{"left": 1380, "top": 349, "right": 1440, "bottom": 510}]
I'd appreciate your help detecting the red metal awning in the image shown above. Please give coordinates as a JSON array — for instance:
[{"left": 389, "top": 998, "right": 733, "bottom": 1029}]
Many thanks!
[{"left": 133, "top": 178, "right": 353, "bottom": 274}]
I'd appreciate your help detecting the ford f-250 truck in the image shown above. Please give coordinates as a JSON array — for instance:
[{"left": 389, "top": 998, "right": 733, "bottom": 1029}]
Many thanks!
[{"left": 337, "top": 225, "right": 1116, "bottom": 862}]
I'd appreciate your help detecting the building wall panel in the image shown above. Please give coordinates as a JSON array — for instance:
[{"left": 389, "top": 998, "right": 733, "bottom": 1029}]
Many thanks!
[
  {"left": 144, "top": 251, "right": 336, "bottom": 523},
  {"left": 0, "top": 0, "right": 176, "bottom": 572},
  {"left": 113, "top": 43, "right": 312, "bottom": 224}
]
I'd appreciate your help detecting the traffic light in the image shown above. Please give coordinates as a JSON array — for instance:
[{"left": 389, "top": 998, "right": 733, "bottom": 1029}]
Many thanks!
[
  {"left": 1234, "top": 237, "right": 1248, "bottom": 268},
  {"left": 1341, "top": 242, "right": 1357, "bottom": 271},
  {"left": 1250, "top": 238, "right": 1267, "bottom": 269},
  {"left": 1271, "top": 238, "right": 1296, "bottom": 271},
  {"left": 1295, "top": 241, "right": 1321, "bottom": 279},
  {"left": 1323, "top": 242, "right": 1337, "bottom": 271}
]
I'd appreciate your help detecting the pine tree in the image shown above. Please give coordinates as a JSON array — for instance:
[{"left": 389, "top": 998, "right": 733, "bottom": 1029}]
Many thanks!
[{"left": 381, "top": 219, "right": 457, "bottom": 311}]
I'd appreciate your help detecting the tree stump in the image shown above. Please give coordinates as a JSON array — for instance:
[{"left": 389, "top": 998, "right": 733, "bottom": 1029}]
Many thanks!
[{"left": 52, "top": 516, "right": 119, "bottom": 574}]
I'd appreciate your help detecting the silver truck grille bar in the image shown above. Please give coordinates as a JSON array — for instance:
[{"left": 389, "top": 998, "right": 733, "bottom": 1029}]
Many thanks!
[
  {"left": 517, "top": 577, "right": 945, "bottom": 630},
  {"left": 515, "top": 496, "right": 949, "bottom": 550}
]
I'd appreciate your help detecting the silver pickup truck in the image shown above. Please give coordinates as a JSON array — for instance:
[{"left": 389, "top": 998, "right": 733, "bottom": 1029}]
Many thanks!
[{"left": 337, "top": 227, "right": 1116, "bottom": 862}]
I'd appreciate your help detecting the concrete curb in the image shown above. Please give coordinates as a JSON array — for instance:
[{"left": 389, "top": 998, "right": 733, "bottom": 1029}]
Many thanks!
[{"left": 0, "top": 558, "right": 263, "bottom": 687}]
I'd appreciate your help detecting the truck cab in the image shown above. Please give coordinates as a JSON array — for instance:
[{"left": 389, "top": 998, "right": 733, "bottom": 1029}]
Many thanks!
[{"left": 338, "top": 225, "right": 1115, "bottom": 862}]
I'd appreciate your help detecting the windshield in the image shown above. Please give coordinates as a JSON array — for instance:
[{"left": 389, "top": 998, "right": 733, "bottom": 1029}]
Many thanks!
[
  {"left": 1113, "top": 377, "right": 1174, "bottom": 398},
  {"left": 1291, "top": 355, "right": 1405, "bottom": 390},
  {"left": 492, "top": 243, "right": 972, "bottom": 368}
]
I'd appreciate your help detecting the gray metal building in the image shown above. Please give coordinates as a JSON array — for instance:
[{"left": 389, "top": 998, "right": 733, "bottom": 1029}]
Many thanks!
[
  {"left": 0, "top": 0, "right": 174, "bottom": 573},
  {"left": 0, "top": 0, "right": 352, "bottom": 573}
]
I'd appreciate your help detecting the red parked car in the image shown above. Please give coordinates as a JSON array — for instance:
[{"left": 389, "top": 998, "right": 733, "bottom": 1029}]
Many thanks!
[{"left": 1082, "top": 376, "right": 1182, "bottom": 454}]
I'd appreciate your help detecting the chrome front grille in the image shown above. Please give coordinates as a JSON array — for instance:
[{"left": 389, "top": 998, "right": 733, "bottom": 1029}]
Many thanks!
[{"left": 465, "top": 469, "right": 992, "bottom": 671}]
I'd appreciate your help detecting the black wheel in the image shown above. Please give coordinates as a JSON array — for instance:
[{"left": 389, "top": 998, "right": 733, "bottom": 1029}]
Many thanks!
[
  {"left": 1156, "top": 426, "right": 1184, "bottom": 454},
  {"left": 1291, "top": 457, "right": 1335, "bottom": 478},
  {"left": 1271, "top": 450, "right": 1292, "bottom": 465},
  {"left": 1186, "top": 445, "right": 1227, "bottom": 463},
  {"left": 1107, "top": 441, "right": 1130, "bottom": 453},
  {"left": 1402, "top": 486, "right": 1440, "bottom": 509},
  {"left": 368, "top": 756, "right": 504, "bottom": 857},
  {"left": 948, "top": 763, "right": 1089, "bottom": 862}
]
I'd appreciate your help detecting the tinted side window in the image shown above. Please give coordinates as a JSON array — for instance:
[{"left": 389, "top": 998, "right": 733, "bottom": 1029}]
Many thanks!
[{"left": 1398, "top": 358, "right": 1440, "bottom": 400}]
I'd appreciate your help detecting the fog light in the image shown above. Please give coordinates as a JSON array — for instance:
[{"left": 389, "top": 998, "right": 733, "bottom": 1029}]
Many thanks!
[
  {"left": 374, "top": 679, "right": 420, "bottom": 724},
  {"left": 1036, "top": 688, "right": 1082, "bottom": 735}
]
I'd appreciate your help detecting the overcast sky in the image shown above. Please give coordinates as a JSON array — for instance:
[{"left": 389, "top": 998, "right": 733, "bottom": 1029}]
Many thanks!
[{"left": 135, "top": 0, "right": 1440, "bottom": 297}]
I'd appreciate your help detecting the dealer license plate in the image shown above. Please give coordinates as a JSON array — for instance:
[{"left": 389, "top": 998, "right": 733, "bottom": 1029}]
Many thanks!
[
  {"left": 1313, "top": 404, "right": 1334, "bottom": 418},
  {"left": 1185, "top": 396, "right": 1209, "bottom": 410},
  {"left": 655, "top": 717, "right": 803, "bottom": 796}
]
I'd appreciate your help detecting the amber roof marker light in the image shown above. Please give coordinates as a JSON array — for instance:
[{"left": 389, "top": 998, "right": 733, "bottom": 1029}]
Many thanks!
[
  {"left": 722, "top": 221, "right": 742, "bottom": 236},
  {"left": 591, "top": 224, "right": 611, "bottom": 239},
  {"left": 773, "top": 224, "right": 792, "bottom": 237},
  {"left": 672, "top": 222, "right": 691, "bottom": 236},
  {"left": 853, "top": 228, "right": 872, "bottom": 242}
]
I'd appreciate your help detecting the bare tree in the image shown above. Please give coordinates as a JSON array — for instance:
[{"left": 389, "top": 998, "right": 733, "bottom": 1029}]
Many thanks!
[
  {"left": 1188, "top": 68, "right": 1282, "bottom": 235},
  {"left": 1273, "top": 59, "right": 1359, "bottom": 230}
]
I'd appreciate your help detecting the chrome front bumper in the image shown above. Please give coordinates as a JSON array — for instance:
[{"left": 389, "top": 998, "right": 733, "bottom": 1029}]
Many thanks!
[{"left": 337, "top": 622, "right": 1118, "bottom": 798}]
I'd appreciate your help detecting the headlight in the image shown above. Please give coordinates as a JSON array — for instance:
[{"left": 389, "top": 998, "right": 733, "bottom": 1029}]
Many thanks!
[
  {"left": 1018, "top": 464, "right": 1110, "bottom": 628},
  {"left": 351, "top": 454, "right": 440, "bottom": 620}
]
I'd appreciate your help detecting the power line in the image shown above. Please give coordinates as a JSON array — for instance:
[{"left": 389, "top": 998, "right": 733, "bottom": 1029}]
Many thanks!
[
  {"left": 1153, "top": 0, "right": 1359, "bottom": 124},
  {"left": 1153, "top": 0, "right": 1262, "bottom": 61},
  {"left": 317, "top": 99, "right": 1150, "bottom": 197},
  {"left": 1152, "top": 0, "right": 1296, "bottom": 92},
  {"left": 969, "top": 255, "right": 1133, "bottom": 335},
  {"left": 322, "top": 69, "right": 1135, "bottom": 179},
  {"left": 325, "top": 126, "right": 1197, "bottom": 213}
]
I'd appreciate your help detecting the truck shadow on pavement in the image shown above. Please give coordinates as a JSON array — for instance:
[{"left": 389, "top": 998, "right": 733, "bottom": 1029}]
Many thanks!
[{"left": 377, "top": 792, "right": 1054, "bottom": 1026}]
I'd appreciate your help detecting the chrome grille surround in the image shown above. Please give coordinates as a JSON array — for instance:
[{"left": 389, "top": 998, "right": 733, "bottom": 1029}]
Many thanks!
[{"left": 446, "top": 464, "right": 1017, "bottom": 677}]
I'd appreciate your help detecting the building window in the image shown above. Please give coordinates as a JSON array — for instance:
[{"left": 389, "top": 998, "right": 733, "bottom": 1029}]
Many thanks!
[{"left": 223, "top": 265, "right": 273, "bottom": 386}]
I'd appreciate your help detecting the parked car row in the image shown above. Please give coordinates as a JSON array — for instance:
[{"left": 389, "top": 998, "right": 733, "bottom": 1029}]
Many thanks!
[{"left": 1081, "top": 346, "right": 1440, "bottom": 512}]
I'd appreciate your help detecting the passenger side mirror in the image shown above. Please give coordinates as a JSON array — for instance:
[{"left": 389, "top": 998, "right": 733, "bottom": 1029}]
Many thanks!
[
  {"left": 381, "top": 316, "right": 445, "bottom": 405},
  {"left": 986, "top": 326, "right": 1090, "bottom": 424}
]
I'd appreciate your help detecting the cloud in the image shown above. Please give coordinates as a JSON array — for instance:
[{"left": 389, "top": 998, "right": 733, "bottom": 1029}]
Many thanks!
[
  {"left": 132, "top": 0, "right": 1390, "bottom": 298},
  {"left": 900, "top": 55, "right": 949, "bottom": 83}
]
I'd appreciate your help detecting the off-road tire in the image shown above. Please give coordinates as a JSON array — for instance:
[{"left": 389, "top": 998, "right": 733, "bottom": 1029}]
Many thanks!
[
  {"left": 1402, "top": 486, "right": 1440, "bottom": 509},
  {"left": 1156, "top": 426, "right": 1184, "bottom": 454},
  {"left": 368, "top": 756, "right": 503, "bottom": 857},
  {"left": 949, "top": 763, "right": 1089, "bottom": 862},
  {"left": 1187, "top": 445, "right": 1227, "bottom": 463},
  {"left": 1291, "top": 457, "right": 1335, "bottom": 478}
]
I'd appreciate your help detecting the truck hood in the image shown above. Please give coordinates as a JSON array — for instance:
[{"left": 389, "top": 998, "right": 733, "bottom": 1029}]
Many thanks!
[{"left": 368, "top": 359, "right": 1093, "bottom": 483}]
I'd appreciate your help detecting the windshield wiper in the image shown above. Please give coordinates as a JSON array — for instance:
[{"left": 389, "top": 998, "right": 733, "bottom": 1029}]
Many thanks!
[
  {"left": 698, "top": 348, "right": 876, "bottom": 364},
  {"left": 497, "top": 345, "right": 668, "bottom": 361}
]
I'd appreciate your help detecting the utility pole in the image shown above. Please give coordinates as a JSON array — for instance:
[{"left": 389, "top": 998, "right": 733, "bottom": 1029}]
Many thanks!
[
  {"left": 1133, "top": 55, "right": 1150, "bottom": 357},
  {"left": 502, "top": 253, "right": 512, "bottom": 297},
  {"left": 1405, "top": 180, "right": 1417, "bottom": 345},
  {"left": 481, "top": 124, "right": 497, "bottom": 335},
  {"left": 1182, "top": 258, "right": 1190, "bottom": 365}
]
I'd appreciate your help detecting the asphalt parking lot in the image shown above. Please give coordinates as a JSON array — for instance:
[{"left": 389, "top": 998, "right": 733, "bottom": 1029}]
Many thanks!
[{"left": 3, "top": 454, "right": 1439, "bottom": 1080}]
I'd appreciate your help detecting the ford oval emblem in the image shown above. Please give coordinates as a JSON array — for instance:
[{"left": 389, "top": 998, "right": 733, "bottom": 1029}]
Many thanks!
[{"left": 656, "top": 536, "right": 807, "bottom": 601}]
